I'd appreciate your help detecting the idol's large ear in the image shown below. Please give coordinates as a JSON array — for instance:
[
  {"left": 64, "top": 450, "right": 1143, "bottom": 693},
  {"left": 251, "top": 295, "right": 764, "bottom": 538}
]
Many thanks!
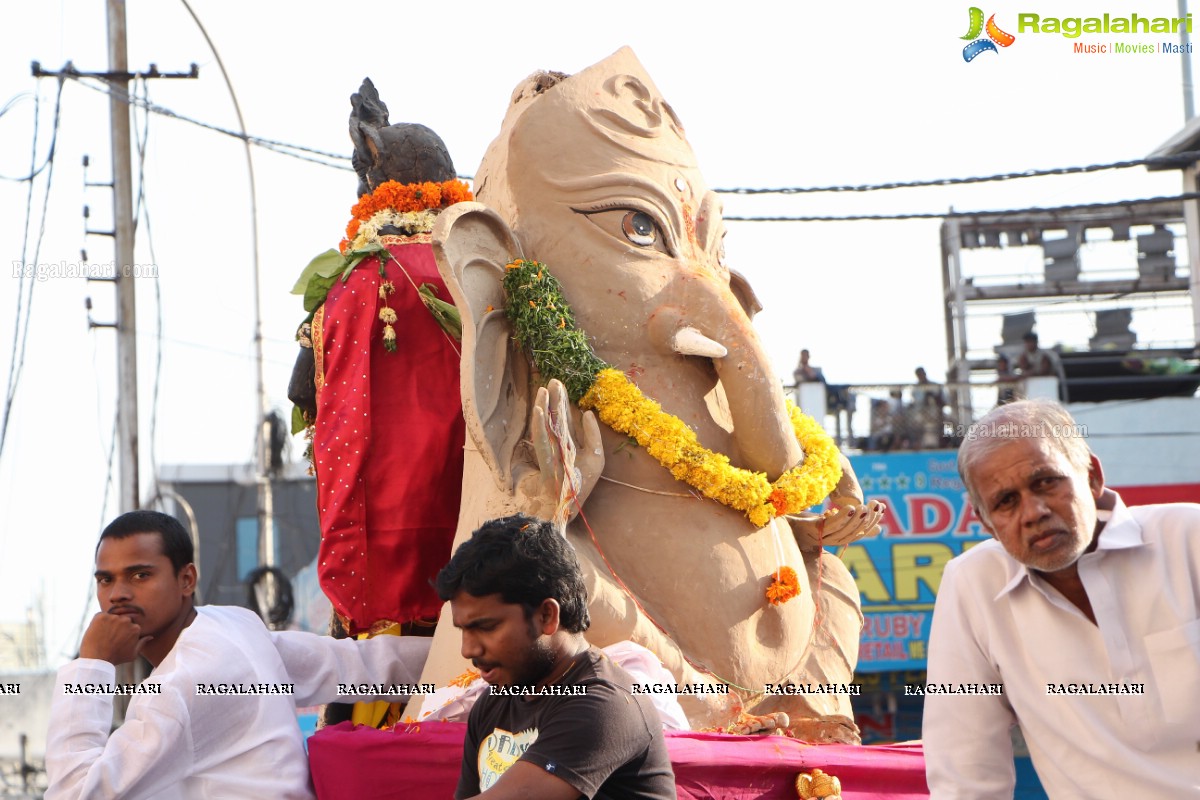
[{"left": 433, "top": 202, "right": 529, "bottom": 492}]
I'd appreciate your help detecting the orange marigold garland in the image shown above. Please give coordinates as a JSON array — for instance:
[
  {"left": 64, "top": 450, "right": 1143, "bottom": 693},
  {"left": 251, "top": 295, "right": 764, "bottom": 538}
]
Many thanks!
[
  {"left": 766, "top": 566, "right": 800, "bottom": 605},
  {"left": 341, "top": 179, "right": 473, "bottom": 252}
]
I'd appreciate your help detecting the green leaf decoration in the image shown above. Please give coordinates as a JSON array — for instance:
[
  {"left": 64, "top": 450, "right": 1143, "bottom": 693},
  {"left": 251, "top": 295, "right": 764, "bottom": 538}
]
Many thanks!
[
  {"left": 291, "top": 249, "right": 345, "bottom": 295},
  {"left": 417, "top": 283, "right": 462, "bottom": 342},
  {"left": 294, "top": 244, "right": 393, "bottom": 313},
  {"left": 290, "top": 404, "right": 308, "bottom": 435},
  {"left": 341, "top": 242, "right": 387, "bottom": 282},
  {"left": 502, "top": 260, "right": 607, "bottom": 403},
  {"left": 303, "top": 272, "right": 338, "bottom": 313}
]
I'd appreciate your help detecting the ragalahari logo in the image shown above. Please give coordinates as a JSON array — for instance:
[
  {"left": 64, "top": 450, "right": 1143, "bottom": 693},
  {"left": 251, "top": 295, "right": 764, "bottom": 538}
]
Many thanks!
[{"left": 961, "top": 7, "right": 1016, "bottom": 61}]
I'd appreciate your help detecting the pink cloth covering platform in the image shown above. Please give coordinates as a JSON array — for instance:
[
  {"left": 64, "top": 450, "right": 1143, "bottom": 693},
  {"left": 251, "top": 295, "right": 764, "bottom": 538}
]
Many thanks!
[{"left": 308, "top": 721, "right": 929, "bottom": 799}]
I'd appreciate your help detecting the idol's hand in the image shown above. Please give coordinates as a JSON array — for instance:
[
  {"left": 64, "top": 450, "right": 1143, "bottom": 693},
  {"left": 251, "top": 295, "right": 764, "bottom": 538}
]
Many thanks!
[
  {"left": 516, "top": 379, "right": 604, "bottom": 528},
  {"left": 789, "top": 497, "right": 884, "bottom": 549}
]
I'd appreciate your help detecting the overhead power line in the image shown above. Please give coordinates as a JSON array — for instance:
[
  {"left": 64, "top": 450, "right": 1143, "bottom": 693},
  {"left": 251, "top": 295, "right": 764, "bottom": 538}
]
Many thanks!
[
  {"left": 33, "top": 63, "right": 1200, "bottom": 217},
  {"left": 0, "top": 86, "right": 62, "bottom": 182},
  {"left": 0, "top": 77, "right": 64, "bottom": 464},
  {"left": 130, "top": 77, "right": 165, "bottom": 490},
  {"left": 59, "top": 69, "right": 354, "bottom": 171},
  {"left": 52, "top": 66, "right": 1199, "bottom": 198},
  {"left": 0, "top": 92, "right": 33, "bottom": 119},
  {"left": 714, "top": 152, "right": 1200, "bottom": 195},
  {"left": 724, "top": 193, "right": 1200, "bottom": 223}
]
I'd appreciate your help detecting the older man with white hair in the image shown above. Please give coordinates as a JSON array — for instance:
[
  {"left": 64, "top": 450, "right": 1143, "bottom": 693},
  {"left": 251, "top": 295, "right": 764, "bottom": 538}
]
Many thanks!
[{"left": 923, "top": 399, "right": 1200, "bottom": 798}]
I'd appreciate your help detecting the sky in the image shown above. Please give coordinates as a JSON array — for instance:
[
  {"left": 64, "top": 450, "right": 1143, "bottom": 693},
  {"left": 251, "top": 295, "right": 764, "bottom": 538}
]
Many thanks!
[{"left": 0, "top": 0, "right": 1196, "bottom": 667}]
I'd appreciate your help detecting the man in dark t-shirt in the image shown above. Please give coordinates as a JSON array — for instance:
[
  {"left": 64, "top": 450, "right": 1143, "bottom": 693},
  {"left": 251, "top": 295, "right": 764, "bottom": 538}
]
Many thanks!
[{"left": 436, "top": 515, "right": 676, "bottom": 800}]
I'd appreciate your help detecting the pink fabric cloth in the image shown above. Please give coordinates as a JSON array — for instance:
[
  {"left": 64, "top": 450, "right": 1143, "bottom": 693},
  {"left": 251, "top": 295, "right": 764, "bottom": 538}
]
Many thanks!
[{"left": 308, "top": 721, "right": 929, "bottom": 799}]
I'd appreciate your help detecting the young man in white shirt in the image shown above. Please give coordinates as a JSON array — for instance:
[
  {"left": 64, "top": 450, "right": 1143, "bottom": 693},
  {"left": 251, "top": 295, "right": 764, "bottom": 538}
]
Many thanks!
[
  {"left": 923, "top": 399, "right": 1200, "bottom": 798},
  {"left": 46, "top": 510, "right": 431, "bottom": 799}
]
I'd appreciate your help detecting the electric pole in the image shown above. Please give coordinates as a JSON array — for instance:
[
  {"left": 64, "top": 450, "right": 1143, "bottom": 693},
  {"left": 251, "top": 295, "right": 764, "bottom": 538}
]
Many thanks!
[{"left": 107, "top": 0, "right": 139, "bottom": 516}]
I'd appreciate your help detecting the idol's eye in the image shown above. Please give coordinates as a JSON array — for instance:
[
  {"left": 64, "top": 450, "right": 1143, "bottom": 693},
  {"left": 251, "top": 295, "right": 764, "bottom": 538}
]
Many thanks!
[
  {"left": 622, "top": 211, "right": 657, "bottom": 246},
  {"left": 576, "top": 204, "right": 674, "bottom": 255}
]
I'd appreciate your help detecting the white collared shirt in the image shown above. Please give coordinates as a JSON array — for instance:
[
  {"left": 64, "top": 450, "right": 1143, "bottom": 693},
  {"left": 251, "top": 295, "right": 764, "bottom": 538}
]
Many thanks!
[
  {"left": 46, "top": 605, "right": 430, "bottom": 799},
  {"left": 923, "top": 495, "right": 1200, "bottom": 798}
]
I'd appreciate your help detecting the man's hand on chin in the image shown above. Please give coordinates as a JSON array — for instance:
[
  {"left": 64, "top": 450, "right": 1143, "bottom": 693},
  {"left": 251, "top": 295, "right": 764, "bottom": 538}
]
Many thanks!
[{"left": 79, "top": 612, "right": 153, "bottom": 665}]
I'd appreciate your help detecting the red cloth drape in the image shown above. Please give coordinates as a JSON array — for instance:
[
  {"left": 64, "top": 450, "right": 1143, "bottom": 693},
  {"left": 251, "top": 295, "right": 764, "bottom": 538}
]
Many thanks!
[
  {"left": 308, "top": 722, "right": 930, "bottom": 799},
  {"left": 313, "top": 236, "right": 464, "bottom": 634}
]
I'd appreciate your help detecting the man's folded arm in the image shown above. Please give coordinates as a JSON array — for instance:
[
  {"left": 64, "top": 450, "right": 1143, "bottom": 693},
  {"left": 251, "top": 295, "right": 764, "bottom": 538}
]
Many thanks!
[
  {"left": 269, "top": 629, "right": 432, "bottom": 706},
  {"left": 45, "top": 659, "right": 192, "bottom": 800},
  {"left": 923, "top": 562, "right": 1017, "bottom": 800}
]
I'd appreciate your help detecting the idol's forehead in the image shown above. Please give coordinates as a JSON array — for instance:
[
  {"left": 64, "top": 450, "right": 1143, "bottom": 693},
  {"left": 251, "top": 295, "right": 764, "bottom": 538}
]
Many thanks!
[{"left": 479, "top": 47, "right": 709, "bottom": 213}]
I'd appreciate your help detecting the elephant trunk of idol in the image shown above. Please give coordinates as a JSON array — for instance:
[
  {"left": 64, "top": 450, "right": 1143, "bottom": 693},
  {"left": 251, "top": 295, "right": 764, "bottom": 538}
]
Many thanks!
[{"left": 662, "top": 283, "right": 802, "bottom": 480}]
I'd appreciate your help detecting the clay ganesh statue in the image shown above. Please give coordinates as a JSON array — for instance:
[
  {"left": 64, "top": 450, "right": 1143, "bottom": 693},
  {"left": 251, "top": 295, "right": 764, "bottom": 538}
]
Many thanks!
[{"left": 411, "top": 48, "right": 883, "bottom": 741}]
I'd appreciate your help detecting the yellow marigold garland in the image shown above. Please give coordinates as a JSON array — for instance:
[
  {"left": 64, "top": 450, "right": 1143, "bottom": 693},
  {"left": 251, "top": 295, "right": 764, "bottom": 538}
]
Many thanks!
[{"left": 503, "top": 259, "right": 842, "bottom": 530}]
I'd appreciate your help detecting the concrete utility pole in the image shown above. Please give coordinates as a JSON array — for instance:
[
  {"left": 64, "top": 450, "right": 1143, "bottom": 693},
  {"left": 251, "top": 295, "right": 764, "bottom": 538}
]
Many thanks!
[
  {"left": 106, "top": 0, "right": 198, "bottom": 722},
  {"left": 107, "top": 0, "right": 139, "bottom": 515}
]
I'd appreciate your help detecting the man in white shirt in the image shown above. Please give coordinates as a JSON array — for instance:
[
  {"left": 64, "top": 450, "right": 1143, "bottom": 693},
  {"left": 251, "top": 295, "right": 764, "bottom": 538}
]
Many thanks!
[
  {"left": 923, "top": 399, "right": 1200, "bottom": 798},
  {"left": 46, "top": 510, "right": 432, "bottom": 799}
]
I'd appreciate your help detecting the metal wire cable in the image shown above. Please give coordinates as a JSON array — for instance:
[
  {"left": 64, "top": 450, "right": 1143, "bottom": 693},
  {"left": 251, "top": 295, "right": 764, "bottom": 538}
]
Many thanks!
[
  {"left": 62, "top": 70, "right": 354, "bottom": 171},
  {"left": 52, "top": 67, "right": 1200, "bottom": 208},
  {"left": 131, "top": 78, "right": 164, "bottom": 490},
  {"left": 724, "top": 193, "right": 1200, "bottom": 223},
  {"left": 0, "top": 77, "right": 64, "bottom": 463},
  {"left": 714, "top": 152, "right": 1200, "bottom": 195},
  {"left": 0, "top": 89, "right": 61, "bottom": 181}
]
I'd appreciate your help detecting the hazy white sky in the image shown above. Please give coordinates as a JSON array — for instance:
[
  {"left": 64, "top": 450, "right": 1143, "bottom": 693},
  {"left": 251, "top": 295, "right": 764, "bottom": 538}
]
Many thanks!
[{"left": 1, "top": 0, "right": 1194, "bottom": 664}]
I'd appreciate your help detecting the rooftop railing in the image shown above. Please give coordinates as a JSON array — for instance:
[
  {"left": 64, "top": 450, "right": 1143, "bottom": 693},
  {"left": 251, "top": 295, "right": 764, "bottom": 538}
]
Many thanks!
[{"left": 789, "top": 377, "right": 1061, "bottom": 452}]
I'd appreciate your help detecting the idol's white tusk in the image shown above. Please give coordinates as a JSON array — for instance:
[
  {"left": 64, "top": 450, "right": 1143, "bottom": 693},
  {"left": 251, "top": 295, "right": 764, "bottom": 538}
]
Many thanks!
[{"left": 671, "top": 327, "right": 728, "bottom": 358}]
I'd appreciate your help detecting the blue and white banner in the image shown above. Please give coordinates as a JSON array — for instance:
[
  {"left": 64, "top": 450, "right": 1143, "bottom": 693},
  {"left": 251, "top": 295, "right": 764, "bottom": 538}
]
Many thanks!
[{"left": 842, "top": 451, "right": 992, "bottom": 672}]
